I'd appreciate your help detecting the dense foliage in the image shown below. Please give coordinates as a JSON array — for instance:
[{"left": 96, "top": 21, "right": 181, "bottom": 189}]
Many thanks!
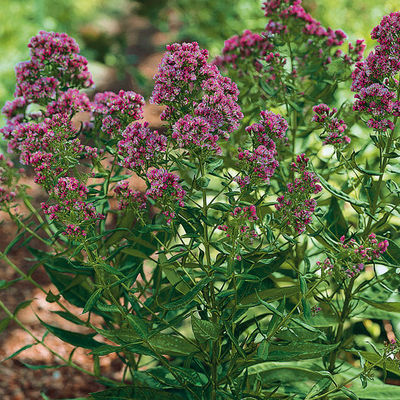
[{"left": 1, "top": 1, "right": 400, "bottom": 399}]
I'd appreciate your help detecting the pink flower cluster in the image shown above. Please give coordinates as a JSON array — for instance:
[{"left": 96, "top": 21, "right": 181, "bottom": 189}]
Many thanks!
[
  {"left": 263, "top": 1, "right": 346, "bottom": 49},
  {"left": 2, "top": 97, "right": 27, "bottom": 120},
  {"left": 218, "top": 205, "right": 258, "bottom": 242},
  {"left": 264, "top": 52, "right": 289, "bottom": 82},
  {"left": 213, "top": 30, "right": 274, "bottom": 71},
  {"left": 146, "top": 168, "right": 186, "bottom": 211},
  {"left": 41, "top": 177, "right": 104, "bottom": 238},
  {"left": 15, "top": 31, "right": 93, "bottom": 103},
  {"left": 151, "top": 42, "right": 243, "bottom": 147},
  {"left": 93, "top": 90, "right": 145, "bottom": 136},
  {"left": 46, "top": 88, "right": 91, "bottom": 118},
  {"left": 347, "top": 40, "right": 366, "bottom": 64},
  {"left": 352, "top": 12, "right": 400, "bottom": 132},
  {"left": 353, "top": 84, "right": 399, "bottom": 132},
  {"left": 114, "top": 181, "right": 147, "bottom": 211},
  {"left": 236, "top": 144, "right": 279, "bottom": 188},
  {"left": 275, "top": 154, "right": 322, "bottom": 234},
  {"left": 245, "top": 110, "right": 288, "bottom": 146},
  {"left": 117, "top": 122, "right": 167, "bottom": 172},
  {"left": 7, "top": 119, "right": 98, "bottom": 187},
  {"left": 312, "top": 103, "right": 350, "bottom": 145},
  {"left": 0, "top": 187, "right": 16, "bottom": 206},
  {"left": 172, "top": 115, "right": 220, "bottom": 155},
  {"left": 318, "top": 233, "right": 389, "bottom": 278},
  {"left": 0, "top": 31, "right": 101, "bottom": 189},
  {"left": 151, "top": 42, "right": 209, "bottom": 104}
]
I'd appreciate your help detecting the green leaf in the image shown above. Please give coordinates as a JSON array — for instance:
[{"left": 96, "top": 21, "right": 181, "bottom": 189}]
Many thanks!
[
  {"left": 159, "top": 254, "right": 191, "bottom": 295},
  {"left": 82, "top": 288, "right": 103, "bottom": 314},
  {"left": 2, "top": 343, "right": 37, "bottom": 362},
  {"left": 163, "top": 251, "right": 190, "bottom": 265},
  {"left": 209, "top": 202, "right": 231, "bottom": 211},
  {"left": 191, "top": 315, "right": 219, "bottom": 342},
  {"left": 257, "top": 340, "right": 270, "bottom": 360},
  {"left": 127, "top": 315, "right": 149, "bottom": 339},
  {"left": 246, "top": 361, "right": 324, "bottom": 381},
  {"left": 43, "top": 257, "right": 93, "bottom": 275},
  {"left": 267, "top": 342, "right": 339, "bottom": 361},
  {"left": 21, "top": 361, "right": 67, "bottom": 370},
  {"left": 38, "top": 317, "right": 103, "bottom": 350},
  {"left": 350, "top": 152, "right": 383, "bottom": 176},
  {"left": 0, "top": 278, "right": 22, "bottom": 290},
  {"left": 121, "top": 248, "right": 152, "bottom": 260},
  {"left": 239, "top": 286, "right": 299, "bottom": 306},
  {"left": 148, "top": 334, "right": 198, "bottom": 356},
  {"left": 207, "top": 158, "right": 223, "bottom": 173},
  {"left": 325, "top": 197, "right": 348, "bottom": 238},
  {"left": 162, "top": 276, "right": 211, "bottom": 310},
  {"left": 340, "top": 386, "right": 359, "bottom": 400},
  {"left": 14, "top": 299, "right": 33, "bottom": 315},
  {"left": 305, "top": 378, "right": 332, "bottom": 399},
  {"left": 46, "top": 290, "right": 61, "bottom": 303},
  {"left": 344, "top": 378, "right": 400, "bottom": 399},
  {"left": 350, "top": 351, "right": 400, "bottom": 377},
  {"left": 89, "top": 344, "right": 122, "bottom": 356},
  {"left": 359, "top": 298, "right": 400, "bottom": 313},
  {"left": 313, "top": 170, "right": 369, "bottom": 208},
  {"left": 299, "top": 276, "right": 307, "bottom": 295},
  {"left": 94, "top": 327, "right": 142, "bottom": 345},
  {"left": 381, "top": 238, "right": 400, "bottom": 266},
  {"left": 147, "top": 366, "right": 206, "bottom": 388},
  {"left": 51, "top": 311, "right": 86, "bottom": 326}
]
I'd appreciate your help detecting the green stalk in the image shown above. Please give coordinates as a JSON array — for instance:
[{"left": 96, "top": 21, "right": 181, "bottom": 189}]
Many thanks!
[{"left": 328, "top": 278, "right": 355, "bottom": 373}]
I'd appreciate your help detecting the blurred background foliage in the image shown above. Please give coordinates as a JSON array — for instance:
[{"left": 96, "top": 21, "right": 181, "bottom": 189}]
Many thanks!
[
  {"left": 1, "top": 0, "right": 399, "bottom": 119},
  {"left": 0, "top": 0, "right": 127, "bottom": 121}
]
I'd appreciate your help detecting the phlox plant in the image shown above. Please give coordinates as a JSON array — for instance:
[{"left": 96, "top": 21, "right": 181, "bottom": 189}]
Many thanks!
[{"left": 1, "top": 2, "right": 400, "bottom": 399}]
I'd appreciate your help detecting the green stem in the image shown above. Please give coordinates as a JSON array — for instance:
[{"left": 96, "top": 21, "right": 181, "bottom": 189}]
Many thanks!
[{"left": 328, "top": 278, "right": 355, "bottom": 373}]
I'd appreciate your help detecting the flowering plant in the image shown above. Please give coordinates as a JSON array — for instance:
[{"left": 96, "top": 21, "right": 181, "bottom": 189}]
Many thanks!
[{"left": 1, "top": 2, "right": 400, "bottom": 399}]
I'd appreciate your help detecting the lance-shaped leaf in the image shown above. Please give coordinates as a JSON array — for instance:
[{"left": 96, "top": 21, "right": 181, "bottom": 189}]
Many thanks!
[
  {"left": 162, "top": 276, "right": 211, "bottom": 310},
  {"left": 38, "top": 316, "right": 102, "bottom": 350},
  {"left": 191, "top": 315, "right": 219, "bottom": 342}
]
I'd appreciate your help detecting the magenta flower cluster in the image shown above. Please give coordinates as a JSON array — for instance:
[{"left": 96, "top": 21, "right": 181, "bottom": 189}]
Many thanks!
[
  {"left": 46, "top": 88, "right": 91, "bottom": 118},
  {"left": 117, "top": 122, "right": 167, "bottom": 172},
  {"left": 172, "top": 115, "right": 221, "bottom": 155},
  {"left": 15, "top": 31, "right": 93, "bottom": 103},
  {"left": 146, "top": 168, "right": 186, "bottom": 214},
  {"left": 245, "top": 110, "right": 289, "bottom": 145},
  {"left": 151, "top": 42, "right": 243, "bottom": 154},
  {"left": 263, "top": 0, "right": 347, "bottom": 49},
  {"left": 352, "top": 12, "right": 400, "bottom": 132},
  {"left": 114, "top": 181, "right": 148, "bottom": 211},
  {"left": 7, "top": 119, "right": 98, "bottom": 187},
  {"left": 214, "top": 29, "right": 274, "bottom": 71},
  {"left": 41, "top": 177, "right": 104, "bottom": 238},
  {"left": 312, "top": 103, "right": 350, "bottom": 145},
  {"left": 275, "top": 154, "right": 322, "bottom": 234},
  {"left": 93, "top": 90, "right": 145, "bottom": 136},
  {"left": 236, "top": 145, "right": 279, "bottom": 188},
  {"left": 215, "top": 0, "right": 363, "bottom": 85},
  {"left": 2, "top": 97, "right": 27, "bottom": 120},
  {"left": 218, "top": 205, "right": 259, "bottom": 242},
  {"left": 318, "top": 233, "right": 389, "bottom": 278},
  {"left": 0, "top": 31, "right": 96, "bottom": 146}
]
